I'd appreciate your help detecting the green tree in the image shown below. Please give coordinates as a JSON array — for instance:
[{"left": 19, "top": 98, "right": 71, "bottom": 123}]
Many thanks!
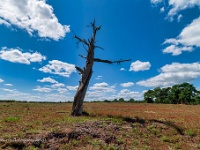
[
  {"left": 169, "top": 84, "right": 181, "bottom": 104},
  {"left": 113, "top": 99, "right": 118, "bottom": 102},
  {"left": 118, "top": 98, "right": 125, "bottom": 102},
  {"left": 178, "top": 82, "right": 197, "bottom": 104},
  {"left": 128, "top": 98, "right": 135, "bottom": 103},
  {"left": 159, "top": 87, "right": 171, "bottom": 103},
  {"left": 144, "top": 82, "right": 200, "bottom": 104},
  {"left": 144, "top": 90, "right": 155, "bottom": 103}
]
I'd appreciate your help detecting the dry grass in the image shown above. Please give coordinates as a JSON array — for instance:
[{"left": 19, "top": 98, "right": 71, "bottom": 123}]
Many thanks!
[{"left": 0, "top": 102, "right": 199, "bottom": 150}]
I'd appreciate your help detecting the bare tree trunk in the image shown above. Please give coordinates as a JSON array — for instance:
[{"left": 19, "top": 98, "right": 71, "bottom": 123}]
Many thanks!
[
  {"left": 71, "top": 68, "right": 93, "bottom": 116},
  {"left": 71, "top": 20, "right": 131, "bottom": 116},
  {"left": 71, "top": 56, "right": 94, "bottom": 116},
  {"left": 71, "top": 22, "right": 96, "bottom": 116}
]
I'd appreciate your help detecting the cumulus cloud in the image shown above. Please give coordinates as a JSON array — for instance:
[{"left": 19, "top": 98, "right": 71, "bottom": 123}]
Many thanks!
[
  {"left": 2, "top": 88, "right": 17, "bottom": 92},
  {"left": 120, "top": 82, "right": 134, "bottom": 88},
  {"left": 51, "top": 83, "right": 65, "bottom": 88},
  {"left": 39, "top": 60, "right": 76, "bottom": 78},
  {"left": 85, "top": 82, "right": 144, "bottom": 101},
  {"left": 35, "top": 76, "right": 67, "bottom": 94},
  {"left": 163, "top": 17, "right": 200, "bottom": 55},
  {"left": 117, "top": 89, "right": 143, "bottom": 100},
  {"left": 160, "top": 7, "right": 165, "bottom": 13},
  {"left": 0, "top": 18, "right": 11, "bottom": 27},
  {"left": 163, "top": 45, "right": 194, "bottom": 56},
  {"left": 129, "top": 60, "right": 151, "bottom": 72},
  {"left": 33, "top": 83, "right": 67, "bottom": 94},
  {"left": 167, "top": 0, "right": 200, "bottom": 18},
  {"left": 86, "top": 91, "right": 105, "bottom": 100},
  {"left": 37, "top": 77, "right": 58, "bottom": 84},
  {"left": 0, "top": 47, "right": 46, "bottom": 64},
  {"left": 89, "top": 82, "right": 116, "bottom": 92},
  {"left": 67, "top": 86, "right": 78, "bottom": 91},
  {"left": 0, "top": 88, "right": 72, "bottom": 102},
  {"left": 0, "top": 78, "right": 4, "bottom": 83},
  {"left": 85, "top": 82, "right": 116, "bottom": 101},
  {"left": 137, "top": 62, "right": 200, "bottom": 87},
  {"left": 177, "top": 14, "right": 183, "bottom": 22},
  {"left": 120, "top": 68, "right": 126, "bottom": 71},
  {"left": 0, "top": 0, "right": 70, "bottom": 40},
  {"left": 152, "top": 0, "right": 200, "bottom": 21},
  {"left": 4, "top": 84, "right": 13, "bottom": 86},
  {"left": 33, "top": 86, "right": 52, "bottom": 93},
  {"left": 151, "top": 0, "right": 163, "bottom": 5},
  {"left": 56, "top": 88, "right": 67, "bottom": 94},
  {"left": 152, "top": 1, "right": 200, "bottom": 54}
]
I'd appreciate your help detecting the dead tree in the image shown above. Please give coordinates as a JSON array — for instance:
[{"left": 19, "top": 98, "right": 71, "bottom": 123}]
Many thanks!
[{"left": 71, "top": 20, "right": 131, "bottom": 116}]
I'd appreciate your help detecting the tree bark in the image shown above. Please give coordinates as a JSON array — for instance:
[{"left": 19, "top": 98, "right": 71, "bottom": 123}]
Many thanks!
[
  {"left": 71, "top": 21, "right": 97, "bottom": 116},
  {"left": 71, "top": 20, "right": 131, "bottom": 116},
  {"left": 71, "top": 68, "right": 93, "bottom": 116},
  {"left": 71, "top": 57, "right": 94, "bottom": 116}
]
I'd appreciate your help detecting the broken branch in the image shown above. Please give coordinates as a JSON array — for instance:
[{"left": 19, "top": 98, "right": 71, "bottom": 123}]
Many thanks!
[
  {"left": 74, "top": 35, "right": 89, "bottom": 46},
  {"left": 95, "top": 45, "right": 104, "bottom": 50},
  {"left": 79, "top": 54, "right": 131, "bottom": 64},
  {"left": 75, "top": 66, "right": 84, "bottom": 74},
  {"left": 94, "top": 58, "right": 131, "bottom": 64}
]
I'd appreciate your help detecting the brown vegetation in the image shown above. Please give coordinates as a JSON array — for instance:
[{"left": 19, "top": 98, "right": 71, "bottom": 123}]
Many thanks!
[{"left": 0, "top": 102, "right": 199, "bottom": 149}]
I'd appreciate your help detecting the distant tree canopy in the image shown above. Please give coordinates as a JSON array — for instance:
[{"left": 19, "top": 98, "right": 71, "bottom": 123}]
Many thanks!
[{"left": 144, "top": 82, "right": 200, "bottom": 104}]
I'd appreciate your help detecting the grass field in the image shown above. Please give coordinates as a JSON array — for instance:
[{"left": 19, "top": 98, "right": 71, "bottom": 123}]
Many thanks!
[{"left": 0, "top": 102, "right": 199, "bottom": 150}]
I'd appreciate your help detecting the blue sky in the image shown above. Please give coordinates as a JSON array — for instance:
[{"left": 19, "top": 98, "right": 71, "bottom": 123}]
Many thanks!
[{"left": 0, "top": 0, "right": 200, "bottom": 101}]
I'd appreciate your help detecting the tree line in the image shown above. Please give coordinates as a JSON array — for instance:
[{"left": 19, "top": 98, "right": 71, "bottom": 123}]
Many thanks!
[{"left": 144, "top": 82, "right": 200, "bottom": 104}]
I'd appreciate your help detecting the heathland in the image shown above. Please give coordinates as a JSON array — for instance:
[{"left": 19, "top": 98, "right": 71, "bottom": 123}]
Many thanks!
[{"left": 0, "top": 102, "right": 199, "bottom": 149}]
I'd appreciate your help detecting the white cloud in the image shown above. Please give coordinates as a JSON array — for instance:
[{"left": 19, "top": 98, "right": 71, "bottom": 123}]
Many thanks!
[
  {"left": 0, "top": 78, "right": 4, "bottom": 83},
  {"left": 67, "top": 86, "right": 78, "bottom": 91},
  {"left": 137, "top": 62, "right": 200, "bottom": 87},
  {"left": 0, "top": 18, "right": 11, "bottom": 27},
  {"left": 51, "top": 83, "right": 65, "bottom": 88},
  {"left": 89, "top": 82, "right": 116, "bottom": 92},
  {"left": 120, "top": 82, "right": 134, "bottom": 88},
  {"left": 85, "top": 82, "right": 116, "bottom": 101},
  {"left": 174, "top": 17, "right": 200, "bottom": 47},
  {"left": 34, "top": 80, "right": 66, "bottom": 94},
  {"left": 4, "top": 84, "right": 13, "bottom": 86},
  {"left": 33, "top": 86, "right": 52, "bottom": 93},
  {"left": 86, "top": 82, "right": 116, "bottom": 101},
  {"left": 56, "top": 88, "right": 67, "bottom": 94},
  {"left": 129, "top": 60, "right": 151, "bottom": 72},
  {"left": 96, "top": 75, "right": 103, "bottom": 80},
  {"left": 117, "top": 89, "right": 143, "bottom": 100},
  {"left": 163, "top": 17, "right": 200, "bottom": 55},
  {"left": 120, "top": 68, "right": 126, "bottom": 71},
  {"left": 160, "top": 7, "right": 165, "bottom": 13},
  {"left": 167, "top": 0, "right": 200, "bottom": 18},
  {"left": 39, "top": 60, "right": 76, "bottom": 78},
  {"left": 163, "top": 45, "right": 194, "bottom": 56},
  {"left": 86, "top": 91, "right": 105, "bottom": 100},
  {"left": 37, "top": 94, "right": 73, "bottom": 102},
  {"left": 0, "top": 0, "right": 70, "bottom": 40},
  {"left": 37, "top": 77, "right": 58, "bottom": 83},
  {"left": 0, "top": 89, "right": 73, "bottom": 102},
  {"left": 151, "top": 0, "right": 200, "bottom": 21},
  {"left": 177, "top": 14, "right": 183, "bottom": 22},
  {"left": 2, "top": 88, "right": 16, "bottom": 92},
  {"left": 0, "top": 47, "right": 46, "bottom": 64},
  {"left": 151, "top": 0, "right": 163, "bottom": 5}
]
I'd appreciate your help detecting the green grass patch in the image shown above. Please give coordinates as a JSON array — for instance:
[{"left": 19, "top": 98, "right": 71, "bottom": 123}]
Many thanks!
[
  {"left": 4, "top": 116, "right": 20, "bottom": 122},
  {"left": 185, "top": 129, "right": 196, "bottom": 137}
]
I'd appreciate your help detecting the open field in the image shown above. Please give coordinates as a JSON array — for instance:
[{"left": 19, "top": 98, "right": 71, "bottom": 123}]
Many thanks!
[{"left": 0, "top": 102, "right": 199, "bottom": 150}]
